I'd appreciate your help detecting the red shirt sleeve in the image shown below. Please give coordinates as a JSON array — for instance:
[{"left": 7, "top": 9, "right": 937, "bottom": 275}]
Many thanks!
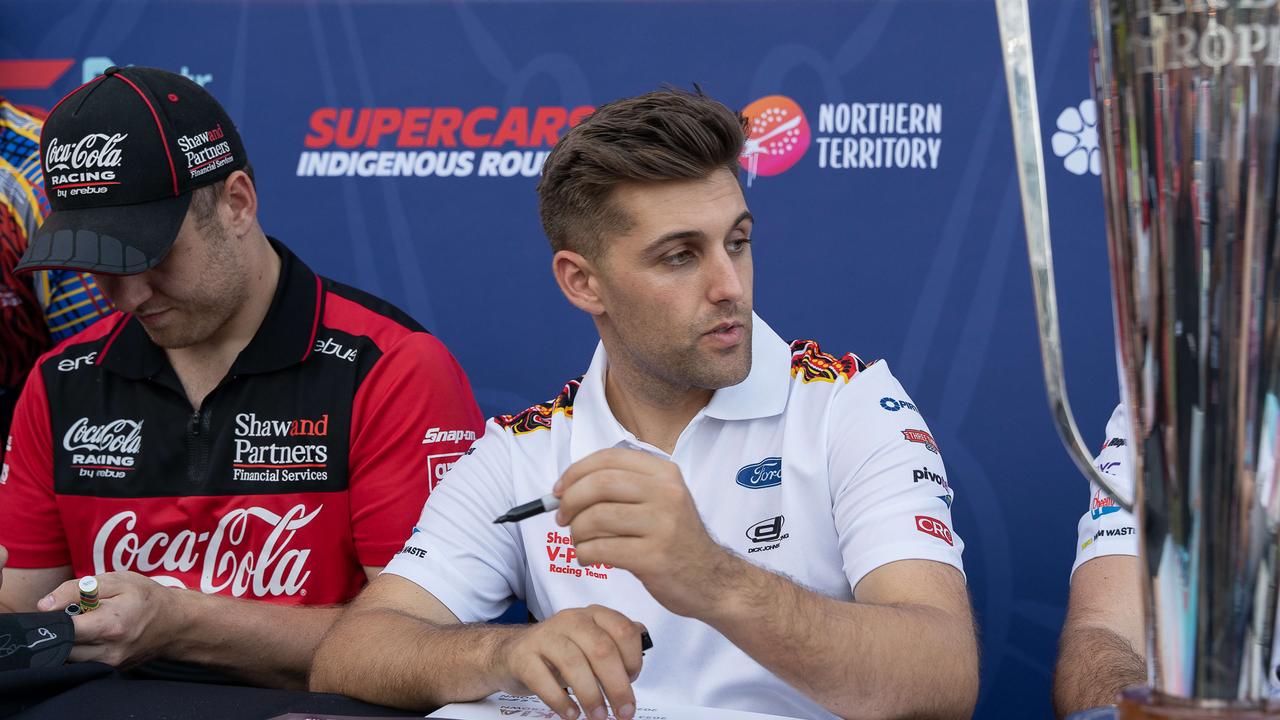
[
  {"left": 347, "top": 332, "right": 484, "bottom": 567},
  {"left": 0, "top": 363, "right": 68, "bottom": 568}
]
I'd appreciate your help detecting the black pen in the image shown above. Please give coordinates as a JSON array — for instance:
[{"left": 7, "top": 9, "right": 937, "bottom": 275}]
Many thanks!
[{"left": 493, "top": 493, "right": 560, "bottom": 524}]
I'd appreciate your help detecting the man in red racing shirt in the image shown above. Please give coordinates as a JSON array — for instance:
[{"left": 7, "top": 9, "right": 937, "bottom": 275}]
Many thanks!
[{"left": 0, "top": 66, "right": 484, "bottom": 688}]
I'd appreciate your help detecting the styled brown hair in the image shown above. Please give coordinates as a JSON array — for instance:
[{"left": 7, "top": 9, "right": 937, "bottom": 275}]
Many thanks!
[{"left": 537, "top": 87, "right": 747, "bottom": 259}]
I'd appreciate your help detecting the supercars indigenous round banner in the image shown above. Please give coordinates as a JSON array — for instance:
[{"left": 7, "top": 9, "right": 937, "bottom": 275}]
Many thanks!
[{"left": 2, "top": 1, "right": 1115, "bottom": 716}]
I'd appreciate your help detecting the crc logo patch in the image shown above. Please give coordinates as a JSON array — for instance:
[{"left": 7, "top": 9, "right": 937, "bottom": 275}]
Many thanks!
[
  {"left": 736, "top": 457, "right": 783, "bottom": 489},
  {"left": 915, "top": 515, "right": 954, "bottom": 546},
  {"left": 902, "top": 429, "right": 939, "bottom": 454},
  {"left": 746, "top": 515, "right": 789, "bottom": 554},
  {"left": 739, "top": 95, "right": 811, "bottom": 186},
  {"left": 880, "top": 397, "right": 918, "bottom": 413}
]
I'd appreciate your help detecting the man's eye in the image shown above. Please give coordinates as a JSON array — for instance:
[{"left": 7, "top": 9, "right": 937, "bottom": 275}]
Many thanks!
[
  {"left": 663, "top": 250, "right": 694, "bottom": 266},
  {"left": 728, "top": 237, "right": 752, "bottom": 252}
]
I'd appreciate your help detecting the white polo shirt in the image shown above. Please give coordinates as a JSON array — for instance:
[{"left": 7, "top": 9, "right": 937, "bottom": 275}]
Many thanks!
[
  {"left": 385, "top": 315, "right": 966, "bottom": 720},
  {"left": 1072, "top": 404, "right": 1138, "bottom": 576}
]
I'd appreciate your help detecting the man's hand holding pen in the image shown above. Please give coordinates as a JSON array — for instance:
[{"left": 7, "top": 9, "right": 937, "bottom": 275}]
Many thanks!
[{"left": 553, "top": 448, "right": 743, "bottom": 620}]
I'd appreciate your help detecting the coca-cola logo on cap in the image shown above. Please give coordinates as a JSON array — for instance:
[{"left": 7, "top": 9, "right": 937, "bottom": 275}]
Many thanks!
[
  {"left": 45, "top": 133, "right": 127, "bottom": 172},
  {"left": 45, "top": 133, "right": 127, "bottom": 194}
]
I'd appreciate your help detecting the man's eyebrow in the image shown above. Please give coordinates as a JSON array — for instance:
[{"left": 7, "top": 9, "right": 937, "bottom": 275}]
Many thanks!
[{"left": 641, "top": 211, "right": 755, "bottom": 258}]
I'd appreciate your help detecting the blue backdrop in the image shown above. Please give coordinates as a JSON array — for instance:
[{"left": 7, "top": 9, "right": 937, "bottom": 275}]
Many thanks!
[{"left": 1, "top": 1, "right": 1117, "bottom": 716}]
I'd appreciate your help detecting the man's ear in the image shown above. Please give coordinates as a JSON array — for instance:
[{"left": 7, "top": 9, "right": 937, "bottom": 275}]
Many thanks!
[
  {"left": 552, "top": 249, "right": 606, "bottom": 316},
  {"left": 219, "top": 170, "right": 258, "bottom": 236}
]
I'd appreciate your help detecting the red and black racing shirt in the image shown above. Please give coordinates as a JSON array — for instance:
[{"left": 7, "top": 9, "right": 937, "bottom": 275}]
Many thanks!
[{"left": 0, "top": 238, "right": 484, "bottom": 605}]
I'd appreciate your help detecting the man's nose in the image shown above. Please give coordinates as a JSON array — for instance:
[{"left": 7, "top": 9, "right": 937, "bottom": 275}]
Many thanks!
[
  {"left": 705, "top": 248, "right": 746, "bottom": 305},
  {"left": 93, "top": 272, "right": 153, "bottom": 313}
]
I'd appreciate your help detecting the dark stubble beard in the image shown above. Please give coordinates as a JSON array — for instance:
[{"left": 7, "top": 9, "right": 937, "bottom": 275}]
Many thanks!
[{"left": 145, "top": 220, "right": 251, "bottom": 350}]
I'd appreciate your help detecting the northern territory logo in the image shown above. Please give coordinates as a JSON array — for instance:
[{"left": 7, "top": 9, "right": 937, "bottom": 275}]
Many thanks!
[{"left": 739, "top": 96, "right": 811, "bottom": 187}]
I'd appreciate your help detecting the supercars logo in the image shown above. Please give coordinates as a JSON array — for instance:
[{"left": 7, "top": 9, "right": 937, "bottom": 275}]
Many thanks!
[
  {"left": 298, "top": 105, "right": 594, "bottom": 179},
  {"left": 739, "top": 96, "right": 811, "bottom": 187}
]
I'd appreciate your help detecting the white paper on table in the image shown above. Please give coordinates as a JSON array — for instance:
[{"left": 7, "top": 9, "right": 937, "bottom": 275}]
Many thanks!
[{"left": 425, "top": 692, "right": 803, "bottom": 720}]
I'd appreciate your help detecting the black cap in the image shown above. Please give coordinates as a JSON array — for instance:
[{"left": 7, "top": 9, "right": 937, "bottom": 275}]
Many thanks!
[{"left": 15, "top": 66, "right": 248, "bottom": 275}]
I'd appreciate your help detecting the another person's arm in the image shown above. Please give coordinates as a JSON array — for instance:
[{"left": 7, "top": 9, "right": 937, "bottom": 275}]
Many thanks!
[
  {"left": 35, "top": 569, "right": 362, "bottom": 688},
  {"left": 311, "top": 423, "right": 647, "bottom": 720},
  {"left": 1053, "top": 555, "right": 1145, "bottom": 717},
  {"left": 1053, "top": 404, "right": 1145, "bottom": 717},
  {"left": 312, "top": 574, "right": 645, "bottom": 719}
]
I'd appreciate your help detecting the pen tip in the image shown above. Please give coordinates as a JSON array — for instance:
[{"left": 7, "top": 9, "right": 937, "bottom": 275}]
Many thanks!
[{"left": 492, "top": 515, "right": 508, "bottom": 524}]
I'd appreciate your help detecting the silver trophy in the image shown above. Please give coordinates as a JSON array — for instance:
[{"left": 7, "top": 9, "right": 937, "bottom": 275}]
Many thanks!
[{"left": 997, "top": 0, "right": 1280, "bottom": 715}]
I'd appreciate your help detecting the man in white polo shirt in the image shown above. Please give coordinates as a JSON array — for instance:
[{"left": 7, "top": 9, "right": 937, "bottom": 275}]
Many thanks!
[
  {"left": 1053, "top": 404, "right": 1145, "bottom": 717},
  {"left": 311, "top": 88, "right": 979, "bottom": 720},
  {"left": 1053, "top": 406, "right": 1280, "bottom": 717}
]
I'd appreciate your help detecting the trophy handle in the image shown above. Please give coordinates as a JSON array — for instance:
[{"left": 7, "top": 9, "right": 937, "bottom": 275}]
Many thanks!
[{"left": 994, "top": 0, "right": 1135, "bottom": 512}]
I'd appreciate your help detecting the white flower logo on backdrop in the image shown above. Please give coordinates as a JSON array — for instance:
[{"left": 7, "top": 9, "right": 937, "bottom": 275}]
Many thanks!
[{"left": 1051, "top": 99, "right": 1100, "bottom": 176}]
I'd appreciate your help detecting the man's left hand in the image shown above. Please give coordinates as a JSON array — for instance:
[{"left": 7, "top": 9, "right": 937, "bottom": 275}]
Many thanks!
[
  {"left": 555, "top": 448, "right": 739, "bottom": 618},
  {"left": 37, "top": 571, "right": 183, "bottom": 666}
]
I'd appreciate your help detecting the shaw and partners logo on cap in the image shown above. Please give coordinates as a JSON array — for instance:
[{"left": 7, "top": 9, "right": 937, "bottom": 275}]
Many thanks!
[
  {"left": 177, "top": 123, "right": 234, "bottom": 180},
  {"left": 45, "top": 133, "right": 126, "bottom": 197}
]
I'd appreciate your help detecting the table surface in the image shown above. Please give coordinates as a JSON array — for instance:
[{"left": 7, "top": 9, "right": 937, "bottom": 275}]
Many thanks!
[{"left": 2, "top": 663, "right": 423, "bottom": 720}]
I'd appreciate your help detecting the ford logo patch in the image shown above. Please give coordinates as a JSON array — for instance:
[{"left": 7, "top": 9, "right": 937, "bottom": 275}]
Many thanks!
[{"left": 736, "top": 457, "right": 783, "bottom": 489}]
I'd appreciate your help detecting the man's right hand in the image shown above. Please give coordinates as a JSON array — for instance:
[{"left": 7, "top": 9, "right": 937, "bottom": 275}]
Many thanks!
[
  {"left": 0, "top": 544, "right": 7, "bottom": 591},
  {"left": 493, "top": 604, "right": 645, "bottom": 720}
]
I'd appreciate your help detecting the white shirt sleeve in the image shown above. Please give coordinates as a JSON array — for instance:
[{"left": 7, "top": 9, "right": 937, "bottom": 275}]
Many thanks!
[
  {"left": 382, "top": 419, "right": 527, "bottom": 622},
  {"left": 827, "top": 362, "right": 966, "bottom": 592},
  {"left": 1071, "top": 403, "right": 1139, "bottom": 577}
]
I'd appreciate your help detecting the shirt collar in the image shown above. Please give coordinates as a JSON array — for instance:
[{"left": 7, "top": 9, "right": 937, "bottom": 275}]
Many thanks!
[
  {"left": 568, "top": 312, "right": 791, "bottom": 463},
  {"left": 100, "top": 237, "right": 324, "bottom": 380}
]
